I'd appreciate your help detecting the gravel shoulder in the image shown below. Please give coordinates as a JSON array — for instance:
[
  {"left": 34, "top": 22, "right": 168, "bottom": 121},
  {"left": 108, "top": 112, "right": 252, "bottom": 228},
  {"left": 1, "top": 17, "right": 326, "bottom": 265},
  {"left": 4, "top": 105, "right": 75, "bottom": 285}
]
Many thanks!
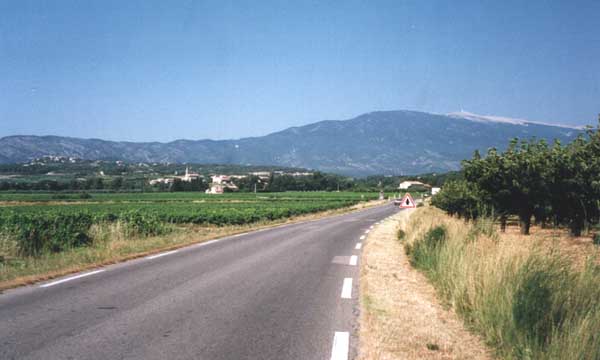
[{"left": 359, "top": 209, "right": 492, "bottom": 359}]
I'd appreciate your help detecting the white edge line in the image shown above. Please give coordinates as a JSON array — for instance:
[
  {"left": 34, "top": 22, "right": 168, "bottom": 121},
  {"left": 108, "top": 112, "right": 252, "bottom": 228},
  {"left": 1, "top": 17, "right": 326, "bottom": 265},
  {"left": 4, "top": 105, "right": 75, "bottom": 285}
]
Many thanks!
[
  {"left": 146, "top": 250, "right": 178, "bottom": 260},
  {"left": 341, "top": 278, "right": 353, "bottom": 299},
  {"left": 355, "top": 243, "right": 362, "bottom": 250},
  {"left": 331, "top": 331, "right": 350, "bottom": 360},
  {"left": 40, "top": 269, "right": 105, "bottom": 288},
  {"left": 39, "top": 202, "right": 390, "bottom": 288},
  {"left": 349, "top": 255, "right": 358, "bottom": 266}
]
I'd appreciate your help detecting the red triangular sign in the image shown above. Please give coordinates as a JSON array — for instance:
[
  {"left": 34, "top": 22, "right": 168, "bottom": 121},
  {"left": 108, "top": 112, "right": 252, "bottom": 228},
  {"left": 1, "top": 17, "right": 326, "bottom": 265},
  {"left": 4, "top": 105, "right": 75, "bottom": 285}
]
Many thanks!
[{"left": 399, "top": 193, "right": 416, "bottom": 208}]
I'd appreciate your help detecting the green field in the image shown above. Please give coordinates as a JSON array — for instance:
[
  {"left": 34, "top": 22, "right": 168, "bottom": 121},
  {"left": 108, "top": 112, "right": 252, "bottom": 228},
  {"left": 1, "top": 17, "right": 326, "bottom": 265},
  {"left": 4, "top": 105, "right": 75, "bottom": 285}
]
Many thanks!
[
  {"left": 0, "top": 191, "right": 376, "bottom": 203},
  {"left": 0, "top": 191, "right": 379, "bottom": 258}
]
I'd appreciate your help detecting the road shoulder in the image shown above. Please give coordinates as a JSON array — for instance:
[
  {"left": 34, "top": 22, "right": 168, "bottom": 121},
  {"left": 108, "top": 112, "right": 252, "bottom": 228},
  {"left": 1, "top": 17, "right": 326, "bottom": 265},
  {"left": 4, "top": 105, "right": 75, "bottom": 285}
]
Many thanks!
[{"left": 359, "top": 209, "right": 491, "bottom": 359}]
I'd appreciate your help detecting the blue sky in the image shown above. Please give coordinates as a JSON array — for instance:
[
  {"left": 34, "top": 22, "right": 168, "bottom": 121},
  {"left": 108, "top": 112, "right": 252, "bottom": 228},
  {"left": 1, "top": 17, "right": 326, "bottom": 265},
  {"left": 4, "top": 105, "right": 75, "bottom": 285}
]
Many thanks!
[{"left": 1, "top": 0, "right": 598, "bottom": 141}]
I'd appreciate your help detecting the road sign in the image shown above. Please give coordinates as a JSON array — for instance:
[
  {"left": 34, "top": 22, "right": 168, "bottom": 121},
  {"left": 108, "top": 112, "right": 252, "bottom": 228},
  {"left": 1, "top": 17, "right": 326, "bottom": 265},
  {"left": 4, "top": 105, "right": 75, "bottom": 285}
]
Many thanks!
[{"left": 399, "top": 193, "right": 416, "bottom": 208}]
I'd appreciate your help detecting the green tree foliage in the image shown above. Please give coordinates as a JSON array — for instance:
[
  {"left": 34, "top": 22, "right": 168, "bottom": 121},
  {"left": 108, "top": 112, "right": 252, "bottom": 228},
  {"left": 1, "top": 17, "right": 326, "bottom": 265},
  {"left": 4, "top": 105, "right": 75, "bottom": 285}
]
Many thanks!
[
  {"left": 110, "top": 176, "right": 124, "bottom": 190},
  {"left": 433, "top": 118, "right": 600, "bottom": 236},
  {"left": 169, "top": 178, "right": 208, "bottom": 192},
  {"left": 265, "top": 172, "right": 353, "bottom": 192},
  {"left": 236, "top": 175, "right": 264, "bottom": 192},
  {"left": 430, "top": 180, "right": 481, "bottom": 220}
]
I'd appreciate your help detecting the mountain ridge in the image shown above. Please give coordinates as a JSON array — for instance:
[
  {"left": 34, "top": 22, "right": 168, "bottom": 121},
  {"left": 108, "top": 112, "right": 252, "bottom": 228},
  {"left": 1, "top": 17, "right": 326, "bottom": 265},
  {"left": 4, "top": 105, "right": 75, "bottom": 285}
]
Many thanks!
[{"left": 0, "top": 110, "right": 584, "bottom": 176}]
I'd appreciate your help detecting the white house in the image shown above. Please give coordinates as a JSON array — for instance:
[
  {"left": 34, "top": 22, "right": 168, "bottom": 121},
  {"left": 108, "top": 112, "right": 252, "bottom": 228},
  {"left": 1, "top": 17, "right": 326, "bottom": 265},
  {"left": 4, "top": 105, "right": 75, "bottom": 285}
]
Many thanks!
[
  {"left": 211, "top": 175, "right": 231, "bottom": 184},
  {"left": 206, "top": 184, "right": 225, "bottom": 194},
  {"left": 181, "top": 167, "right": 201, "bottom": 182},
  {"left": 206, "top": 174, "right": 239, "bottom": 194},
  {"left": 399, "top": 180, "right": 430, "bottom": 190},
  {"left": 149, "top": 167, "right": 201, "bottom": 186},
  {"left": 431, "top": 187, "right": 441, "bottom": 195}
]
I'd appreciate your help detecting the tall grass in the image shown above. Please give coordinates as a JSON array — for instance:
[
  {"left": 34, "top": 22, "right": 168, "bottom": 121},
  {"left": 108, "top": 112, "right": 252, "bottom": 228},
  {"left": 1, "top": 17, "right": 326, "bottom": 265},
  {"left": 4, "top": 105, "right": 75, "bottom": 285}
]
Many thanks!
[{"left": 403, "top": 207, "right": 600, "bottom": 359}]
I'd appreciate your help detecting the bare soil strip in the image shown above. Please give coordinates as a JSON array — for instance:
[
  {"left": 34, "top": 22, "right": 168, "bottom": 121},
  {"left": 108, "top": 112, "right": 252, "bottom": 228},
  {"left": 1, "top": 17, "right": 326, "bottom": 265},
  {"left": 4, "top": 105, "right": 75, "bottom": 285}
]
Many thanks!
[{"left": 359, "top": 209, "right": 492, "bottom": 359}]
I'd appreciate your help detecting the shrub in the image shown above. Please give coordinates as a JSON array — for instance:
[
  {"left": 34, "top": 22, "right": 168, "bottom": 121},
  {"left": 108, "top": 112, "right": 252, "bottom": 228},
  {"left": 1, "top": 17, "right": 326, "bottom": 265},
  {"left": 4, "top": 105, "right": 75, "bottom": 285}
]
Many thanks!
[
  {"left": 397, "top": 229, "right": 406, "bottom": 241},
  {"left": 409, "top": 225, "right": 446, "bottom": 270},
  {"left": 79, "top": 192, "right": 92, "bottom": 199},
  {"left": 468, "top": 216, "right": 497, "bottom": 241},
  {"left": 513, "top": 266, "right": 555, "bottom": 344},
  {"left": 121, "top": 212, "right": 171, "bottom": 238},
  {"left": 593, "top": 233, "right": 600, "bottom": 246},
  {"left": 0, "top": 212, "right": 93, "bottom": 256}
]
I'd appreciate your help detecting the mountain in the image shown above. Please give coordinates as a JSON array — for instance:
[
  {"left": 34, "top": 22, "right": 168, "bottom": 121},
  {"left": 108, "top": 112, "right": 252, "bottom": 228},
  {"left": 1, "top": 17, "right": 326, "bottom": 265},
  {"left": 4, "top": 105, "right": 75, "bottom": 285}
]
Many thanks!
[{"left": 0, "top": 110, "right": 583, "bottom": 176}]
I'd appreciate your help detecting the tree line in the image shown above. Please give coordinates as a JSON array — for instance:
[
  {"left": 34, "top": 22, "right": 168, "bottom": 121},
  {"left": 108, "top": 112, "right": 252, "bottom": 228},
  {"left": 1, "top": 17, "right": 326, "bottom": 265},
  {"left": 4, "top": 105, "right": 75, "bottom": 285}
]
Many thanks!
[{"left": 432, "top": 121, "right": 600, "bottom": 235}]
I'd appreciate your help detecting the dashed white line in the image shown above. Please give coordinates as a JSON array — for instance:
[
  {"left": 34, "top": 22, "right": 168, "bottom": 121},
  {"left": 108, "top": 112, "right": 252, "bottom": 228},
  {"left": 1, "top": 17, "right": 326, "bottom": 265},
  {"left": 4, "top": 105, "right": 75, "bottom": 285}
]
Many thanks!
[
  {"left": 365, "top": 229, "right": 370, "bottom": 234},
  {"left": 40, "top": 269, "right": 105, "bottom": 288},
  {"left": 355, "top": 243, "right": 362, "bottom": 250},
  {"left": 359, "top": 235, "right": 365, "bottom": 240},
  {"left": 330, "top": 331, "right": 350, "bottom": 360},
  {"left": 349, "top": 255, "right": 358, "bottom": 266},
  {"left": 146, "top": 250, "right": 178, "bottom": 260},
  {"left": 341, "top": 278, "right": 353, "bottom": 299},
  {"left": 369, "top": 225, "right": 374, "bottom": 229}
]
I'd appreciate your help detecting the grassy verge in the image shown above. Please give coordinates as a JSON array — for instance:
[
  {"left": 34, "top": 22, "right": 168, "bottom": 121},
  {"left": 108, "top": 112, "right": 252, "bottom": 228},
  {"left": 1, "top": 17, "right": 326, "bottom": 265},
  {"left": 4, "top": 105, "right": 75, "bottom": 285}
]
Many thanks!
[
  {"left": 359, "top": 209, "right": 491, "bottom": 359},
  {"left": 403, "top": 206, "right": 600, "bottom": 359},
  {"left": 0, "top": 200, "right": 384, "bottom": 291}
]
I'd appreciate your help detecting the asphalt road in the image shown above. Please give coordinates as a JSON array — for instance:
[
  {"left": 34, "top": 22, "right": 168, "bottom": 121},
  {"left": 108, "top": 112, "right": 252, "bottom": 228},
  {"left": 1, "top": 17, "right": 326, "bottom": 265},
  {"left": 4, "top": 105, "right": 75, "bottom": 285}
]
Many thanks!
[{"left": 0, "top": 203, "right": 399, "bottom": 360}]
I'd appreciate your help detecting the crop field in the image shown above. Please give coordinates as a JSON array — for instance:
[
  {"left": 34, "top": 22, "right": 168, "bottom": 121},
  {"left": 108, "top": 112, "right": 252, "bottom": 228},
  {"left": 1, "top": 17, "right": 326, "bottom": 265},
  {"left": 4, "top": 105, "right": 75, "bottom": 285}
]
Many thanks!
[
  {"left": 0, "top": 191, "right": 376, "bottom": 203},
  {"left": 0, "top": 192, "right": 378, "bottom": 258}
]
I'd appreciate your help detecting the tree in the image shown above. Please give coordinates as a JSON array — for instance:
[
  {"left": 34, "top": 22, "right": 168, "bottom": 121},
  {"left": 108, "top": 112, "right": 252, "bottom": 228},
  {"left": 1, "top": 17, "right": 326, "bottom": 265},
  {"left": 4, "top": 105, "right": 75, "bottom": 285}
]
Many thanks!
[
  {"left": 463, "top": 148, "right": 513, "bottom": 231},
  {"left": 236, "top": 175, "right": 263, "bottom": 192},
  {"left": 170, "top": 178, "right": 184, "bottom": 192},
  {"left": 431, "top": 180, "right": 482, "bottom": 220},
  {"left": 91, "top": 178, "right": 104, "bottom": 190},
  {"left": 500, "top": 139, "right": 550, "bottom": 235},
  {"left": 111, "top": 177, "right": 124, "bottom": 191}
]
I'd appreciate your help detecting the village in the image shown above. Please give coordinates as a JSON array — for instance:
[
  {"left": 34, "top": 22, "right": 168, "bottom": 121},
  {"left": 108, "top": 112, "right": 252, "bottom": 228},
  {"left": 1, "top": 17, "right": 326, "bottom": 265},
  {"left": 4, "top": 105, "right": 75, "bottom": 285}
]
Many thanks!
[
  {"left": 149, "top": 167, "right": 315, "bottom": 194},
  {"left": 148, "top": 168, "right": 442, "bottom": 198}
]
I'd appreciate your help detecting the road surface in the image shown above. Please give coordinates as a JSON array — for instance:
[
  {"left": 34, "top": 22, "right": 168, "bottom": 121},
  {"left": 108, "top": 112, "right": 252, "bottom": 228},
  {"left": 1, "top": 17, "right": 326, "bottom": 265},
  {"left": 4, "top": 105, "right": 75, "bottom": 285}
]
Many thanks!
[{"left": 0, "top": 203, "right": 399, "bottom": 360}]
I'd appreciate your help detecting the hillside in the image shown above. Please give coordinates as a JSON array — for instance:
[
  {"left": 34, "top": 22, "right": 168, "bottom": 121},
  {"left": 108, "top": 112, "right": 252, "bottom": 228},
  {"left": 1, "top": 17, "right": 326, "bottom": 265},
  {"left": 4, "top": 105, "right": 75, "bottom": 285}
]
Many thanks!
[{"left": 0, "top": 110, "right": 582, "bottom": 176}]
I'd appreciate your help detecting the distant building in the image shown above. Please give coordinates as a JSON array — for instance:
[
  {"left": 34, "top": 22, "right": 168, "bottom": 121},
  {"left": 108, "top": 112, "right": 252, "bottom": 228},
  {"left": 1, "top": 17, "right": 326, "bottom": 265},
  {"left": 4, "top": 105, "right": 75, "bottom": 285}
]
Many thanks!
[
  {"left": 149, "top": 166, "right": 201, "bottom": 186},
  {"left": 149, "top": 177, "right": 175, "bottom": 186},
  {"left": 181, "top": 167, "right": 201, "bottom": 182},
  {"left": 206, "top": 184, "right": 225, "bottom": 194},
  {"left": 205, "top": 181, "right": 239, "bottom": 194},
  {"left": 206, "top": 174, "right": 239, "bottom": 194},
  {"left": 229, "top": 174, "right": 248, "bottom": 180},
  {"left": 289, "top": 172, "right": 314, "bottom": 177},
  {"left": 398, "top": 181, "right": 431, "bottom": 190},
  {"left": 431, "top": 187, "right": 441, "bottom": 195},
  {"left": 211, "top": 175, "right": 231, "bottom": 184},
  {"left": 250, "top": 171, "right": 271, "bottom": 180}
]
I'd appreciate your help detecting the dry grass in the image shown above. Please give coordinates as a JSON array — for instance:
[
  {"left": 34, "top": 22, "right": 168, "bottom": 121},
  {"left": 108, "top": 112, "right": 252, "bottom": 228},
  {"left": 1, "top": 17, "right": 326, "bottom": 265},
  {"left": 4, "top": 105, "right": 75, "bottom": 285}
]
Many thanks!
[
  {"left": 359, "top": 209, "right": 492, "bottom": 360},
  {"left": 0, "top": 199, "right": 385, "bottom": 291},
  {"left": 402, "top": 206, "right": 600, "bottom": 359}
]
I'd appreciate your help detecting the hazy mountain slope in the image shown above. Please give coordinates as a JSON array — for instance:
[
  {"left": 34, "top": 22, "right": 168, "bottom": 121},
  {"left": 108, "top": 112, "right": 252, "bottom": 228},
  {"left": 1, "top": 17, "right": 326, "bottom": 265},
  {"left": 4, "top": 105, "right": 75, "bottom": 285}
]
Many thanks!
[{"left": 0, "top": 110, "right": 582, "bottom": 176}]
